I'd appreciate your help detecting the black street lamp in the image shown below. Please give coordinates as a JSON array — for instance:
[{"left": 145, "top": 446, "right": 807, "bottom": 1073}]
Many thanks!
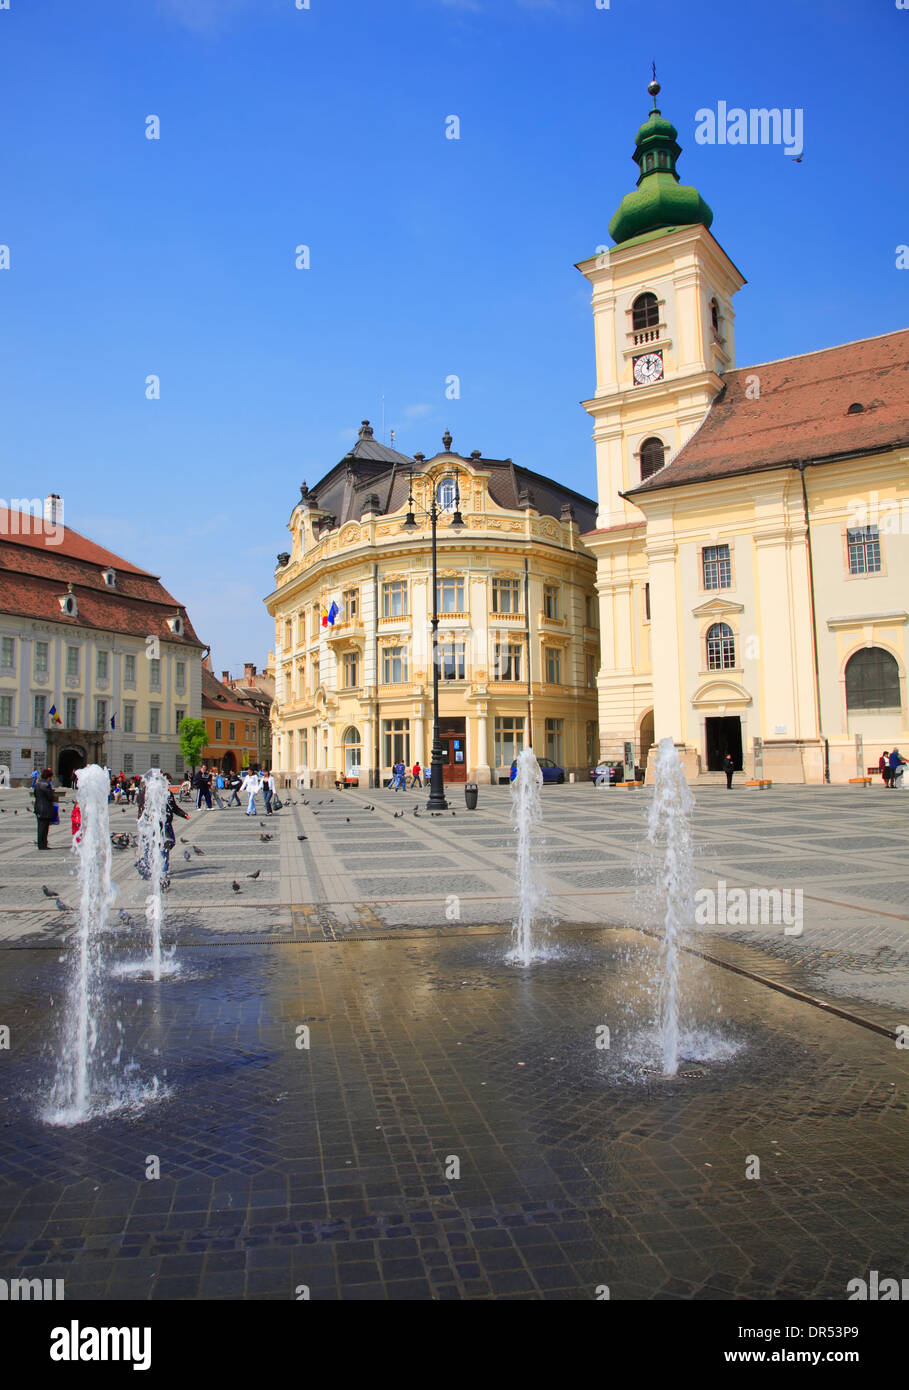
[{"left": 401, "top": 452, "right": 465, "bottom": 811}]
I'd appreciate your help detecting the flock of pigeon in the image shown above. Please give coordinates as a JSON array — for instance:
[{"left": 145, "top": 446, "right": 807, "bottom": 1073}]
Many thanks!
[{"left": 31, "top": 789, "right": 456, "bottom": 912}]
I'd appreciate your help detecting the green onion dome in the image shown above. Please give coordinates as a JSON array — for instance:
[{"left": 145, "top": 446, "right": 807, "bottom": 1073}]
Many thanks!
[{"left": 609, "top": 79, "right": 713, "bottom": 245}]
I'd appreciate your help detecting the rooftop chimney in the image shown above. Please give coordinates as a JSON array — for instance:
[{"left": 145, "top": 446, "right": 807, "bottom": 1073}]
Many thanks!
[
  {"left": 222, "top": 671, "right": 230, "bottom": 683},
  {"left": 244, "top": 663, "right": 257, "bottom": 679}
]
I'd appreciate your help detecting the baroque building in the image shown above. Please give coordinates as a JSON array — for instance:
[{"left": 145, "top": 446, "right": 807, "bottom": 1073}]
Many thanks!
[
  {"left": 0, "top": 501, "right": 204, "bottom": 784},
  {"left": 266, "top": 424, "right": 599, "bottom": 788},
  {"left": 580, "top": 80, "right": 909, "bottom": 783}
]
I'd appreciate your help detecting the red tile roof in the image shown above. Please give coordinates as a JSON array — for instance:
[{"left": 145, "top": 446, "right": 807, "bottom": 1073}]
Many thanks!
[
  {"left": 0, "top": 510, "right": 204, "bottom": 646},
  {"left": 627, "top": 329, "right": 909, "bottom": 495},
  {"left": 201, "top": 667, "right": 263, "bottom": 716}
]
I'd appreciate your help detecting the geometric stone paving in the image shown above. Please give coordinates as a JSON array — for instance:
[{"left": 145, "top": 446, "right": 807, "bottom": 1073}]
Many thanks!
[
  {"left": 0, "top": 780, "right": 907, "bottom": 1299},
  {"left": 0, "top": 929, "right": 906, "bottom": 1300}
]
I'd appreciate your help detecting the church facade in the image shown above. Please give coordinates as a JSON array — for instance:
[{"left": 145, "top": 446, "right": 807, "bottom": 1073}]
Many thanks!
[{"left": 580, "top": 80, "right": 909, "bottom": 783}]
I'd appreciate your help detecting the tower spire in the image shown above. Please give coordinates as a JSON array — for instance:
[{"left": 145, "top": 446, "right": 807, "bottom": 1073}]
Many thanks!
[{"left": 608, "top": 74, "right": 713, "bottom": 245}]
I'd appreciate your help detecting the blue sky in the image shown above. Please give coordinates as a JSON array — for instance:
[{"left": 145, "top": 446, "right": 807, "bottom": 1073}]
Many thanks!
[{"left": 1, "top": 0, "right": 906, "bottom": 671}]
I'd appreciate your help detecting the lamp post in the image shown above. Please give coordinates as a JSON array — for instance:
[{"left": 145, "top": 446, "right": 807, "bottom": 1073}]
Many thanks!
[{"left": 401, "top": 453, "right": 465, "bottom": 811}]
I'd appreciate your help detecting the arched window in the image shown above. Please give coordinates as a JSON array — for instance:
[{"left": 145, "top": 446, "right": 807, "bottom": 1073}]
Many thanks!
[
  {"left": 710, "top": 298, "right": 720, "bottom": 335},
  {"left": 436, "top": 476, "right": 457, "bottom": 511},
  {"left": 639, "top": 437, "right": 665, "bottom": 480},
  {"left": 632, "top": 293, "right": 660, "bottom": 331},
  {"left": 644, "top": 153, "right": 654, "bottom": 171},
  {"left": 706, "top": 623, "right": 735, "bottom": 670},
  {"left": 845, "top": 648, "right": 901, "bottom": 711},
  {"left": 342, "top": 726, "right": 362, "bottom": 777}
]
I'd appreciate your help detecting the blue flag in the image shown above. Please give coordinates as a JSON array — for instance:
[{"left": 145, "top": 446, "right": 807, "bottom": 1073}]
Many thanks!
[
  {"left": 110, "top": 714, "right": 116, "bottom": 730},
  {"left": 327, "top": 601, "right": 339, "bottom": 626}
]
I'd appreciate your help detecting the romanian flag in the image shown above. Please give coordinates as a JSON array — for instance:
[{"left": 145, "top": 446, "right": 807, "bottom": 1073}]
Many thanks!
[
  {"left": 326, "top": 601, "right": 339, "bottom": 627},
  {"left": 49, "top": 704, "right": 62, "bottom": 725}
]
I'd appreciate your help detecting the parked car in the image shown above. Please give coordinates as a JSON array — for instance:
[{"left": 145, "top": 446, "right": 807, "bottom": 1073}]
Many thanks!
[
  {"left": 509, "top": 757, "right": 565, "bottom": 784},
  {"left": 589, "top": 760, "right": 624, "bottom": 786}
]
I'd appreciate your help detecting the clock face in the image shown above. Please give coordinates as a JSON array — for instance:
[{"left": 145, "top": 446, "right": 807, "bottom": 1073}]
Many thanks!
[{"left": 633, "top": 351, "right": 664, "bottom": 385}]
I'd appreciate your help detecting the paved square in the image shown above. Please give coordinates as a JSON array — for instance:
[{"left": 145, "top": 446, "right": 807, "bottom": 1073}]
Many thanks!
[{"left": 0, "top": 782, "right": 906, "bottom": 1299}]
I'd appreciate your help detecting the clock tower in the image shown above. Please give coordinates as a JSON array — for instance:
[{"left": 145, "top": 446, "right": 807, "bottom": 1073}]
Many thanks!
[
  {"left": 577, "top": 77, "right": 745, "bottom": 771},
  {"left": 578, "top": 77, "right": 745, "bottom": 528}
]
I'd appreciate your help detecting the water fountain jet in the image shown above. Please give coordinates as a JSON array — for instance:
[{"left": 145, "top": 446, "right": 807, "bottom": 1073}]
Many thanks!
[
  {"left": 508, "top": 748, "right": 552, "bottom": 965},
  {"left": 137, "top": 769, "right": 169, "bottom": 981},
  {"left": 645, "top": 738, "right": 695, "bottom": 1076},
  {"left": 45, "top": 765, "right": 115, "bottom": 1124}
]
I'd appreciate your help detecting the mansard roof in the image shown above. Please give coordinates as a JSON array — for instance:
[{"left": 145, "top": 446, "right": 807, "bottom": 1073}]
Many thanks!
[{"left": 297, "top": 422, "right": 596, "bottom": 532}]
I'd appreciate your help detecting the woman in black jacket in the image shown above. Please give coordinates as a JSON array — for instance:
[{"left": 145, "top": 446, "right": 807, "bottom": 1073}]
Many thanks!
[{"left": 33, "top": 768, "right": 58, "bottom": 850}]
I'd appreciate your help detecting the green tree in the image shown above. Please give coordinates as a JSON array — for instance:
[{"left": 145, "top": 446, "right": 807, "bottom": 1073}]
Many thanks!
[{"left": 178, "top": 717, "right": 208, "bottom": 779}]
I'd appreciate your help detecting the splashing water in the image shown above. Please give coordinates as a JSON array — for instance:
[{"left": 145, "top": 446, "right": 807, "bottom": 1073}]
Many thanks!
[
  {"left": 508, "top": 748, "right": 551, "bottom": 965},
  {"left": 43, "top": 764, "right": 169, "bottom": 1125},
  {"left": 45, "top": 765, "right": 116, "bottom": 1123},
  {"left": 138, "top": 769, "right": 170, "bottom": 981},
  {"left": 645, "top": 738, "right": 695, "bottom": 1076}
]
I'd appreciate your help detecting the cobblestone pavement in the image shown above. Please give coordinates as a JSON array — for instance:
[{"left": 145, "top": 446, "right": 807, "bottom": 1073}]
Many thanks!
[
  {"left": 0, "top": 929, "right": 906, "bottom": 1300},
  {"left": 2, "top": 781, "right": 907, "bottom": 1017},
  {"left": 0, "top": 782, "right": 906, "bottom": 1300}
]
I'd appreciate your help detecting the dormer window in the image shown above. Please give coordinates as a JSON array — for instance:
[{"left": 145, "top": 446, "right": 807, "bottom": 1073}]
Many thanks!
[
  {"left": 167, "top": 615, "right": 184, "bottom": 636},
  {"left": 59, "top": 592, "right": 78, "bottom": 618},
  {"left": 102, "top": 568, "right": 116, "bottom": 588},
  {"left": 436, "top": 476, "right": 457, "bottom": 511}
]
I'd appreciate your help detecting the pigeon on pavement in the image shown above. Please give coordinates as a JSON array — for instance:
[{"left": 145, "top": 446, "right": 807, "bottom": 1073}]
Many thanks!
[
  {"left": 247, "top": 869, "right": 261, "bottom": 879},
  {"left": 231, "top": 881, "right": 241, "bottom": 893},
  {"left": 184, "top": 851, "right": 192, "bottom": 861},
  {"left": 192, "top": 845, "right": 204, "bottom": 856},
  {"left": 55, "top": 898, "right": 69, "bottom": 911},
  {"left": 42, "top": 885, "right": 58, "bottom": 897},
  {"left": 297, "top": 834, "right": 307, "bottom": 840}
]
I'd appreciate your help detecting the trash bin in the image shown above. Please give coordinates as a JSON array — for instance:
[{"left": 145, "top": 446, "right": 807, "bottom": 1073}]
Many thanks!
[{"left": 464, "top": 782, "right": 478, "bottom": 810}]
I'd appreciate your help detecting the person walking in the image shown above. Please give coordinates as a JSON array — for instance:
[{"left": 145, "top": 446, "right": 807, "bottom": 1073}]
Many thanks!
[
  {"left": 263, "top": 769, "right": 276, "bottom": 815},
  {"left": 724, "top": 752, "right": 735, "bottom": 789},
  {"left": 33, "top": 768, "right": 58, "bottom": 850},
  {"left": 889, "top": 748, "right": 906, "bottom": 789},
  {"left": 411, "top": 760, "right": 423, "bottom": 789},
  {"left": 194, "top": 765, "right": 213, "bottom": 810},
  {"left": 227, "top": 771, "right": 242, "bottom": 807},
  {"left": 880, "top": 751, "right": 891, "bottom": 788},
  {"left": 137, "top": 785, "right": 189, "bottom": 888},
  {"left": 212, "top": 770, "right": 227, "bottom": 810},
  {"left": 392, "top": 760, "right": 406, "bottom": 791},
  {"left": 242, "top": 769, "right": 259, "bottom": 815}
]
